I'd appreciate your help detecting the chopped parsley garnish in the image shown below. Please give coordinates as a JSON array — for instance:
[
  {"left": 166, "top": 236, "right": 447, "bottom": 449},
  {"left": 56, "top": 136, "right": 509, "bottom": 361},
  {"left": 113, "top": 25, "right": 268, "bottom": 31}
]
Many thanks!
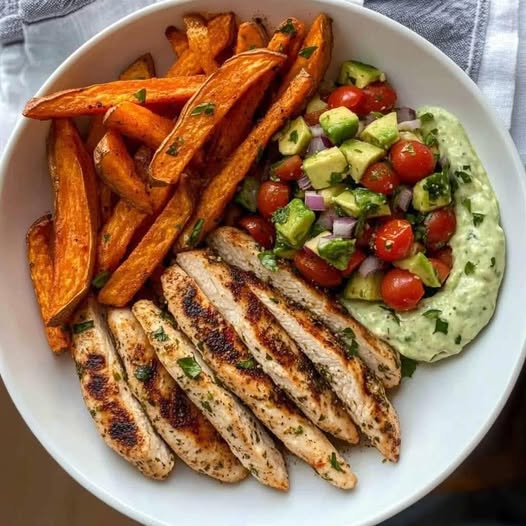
[
  {"left": 177, "top": 357, "right": 202, "bottom": 379},
  {"left": 187, "top": 218, "right": 204, "bottom": 247},
  {"left": 271, "top": 206, "right": 290, "bottom": 224},
  {"left": 298, "top": 46, "right": 318, "bottom": 59},
  {"left": 201, "top": 400, "right": 213, "bottom": 413},
  {"left": 455, "top": 335, "right": 462, "bottom": 345},
  {"left": 423, "top": 309, "right": 442, "bottom": 319},
  {"left": 329, "top": 452, "right": 345, "bottom": 472},
  {"left": 380, "top": 305, "right": 401, "bottom": 325},
  {"left": 135, "top": 364, "right": 154, "bottom": 382},
  {"left": 490, "top": 257, "right": 496, "bottom": 268},
  {"left": 72, "top": 320, "right": 94, "bottom": 334},
  {"left": 434, "top": 318, "right": 449, "bottom": 335},
  {"left": 464, "top": 261, "right": 476, "bottom": 275},
  {"left": 92, "top": 271, "right": 110, "bottom": 289},
  {"left": 289, "top": 130, "right": 298, "bottom": 144},
  {"left": 424, "top": 128, "right": 438, "bottom": 147},
  {"left": 401, "top": 355, "right": 417, "bottom": 378},
  {"left": 345, "top": 339, "right": 359, "bottom": 358},
  {"left": 258, "top": 251, "right": 278, "bottom": 272},
  {"left": 419, "top": 112, "right": 434, "bottom": 123},
  {"left": 236, "top": 357, "right": 257, "bottom": 370},
  {"left": 329, "top": 171, "right": 344, "bottom": 184},
  {"left": 190, "top": 102, "right": 215, "bottom": 116},
  {"left": 166, "top": 137, "right": 184, "bottom": 156},
  {"left": 103, "top": 233, "right": 111, "bottom": 243},
  {"left": 151, "top": 326, "right": 169, "bottom": 342},
  {"left": 455, "top": 170, "right": 472, "bottom": 183},
  {"left": 133, "top": 88, "right": 146, "bottom": 103},
  {"left": 472, "top": 213, "right": 485, "bottom": 226},
  {"left": 278, "top": 19, "right": 297, "bottom": 35},
  {"left": 293, "top": 425, "right": 304, "bottom": 435}
]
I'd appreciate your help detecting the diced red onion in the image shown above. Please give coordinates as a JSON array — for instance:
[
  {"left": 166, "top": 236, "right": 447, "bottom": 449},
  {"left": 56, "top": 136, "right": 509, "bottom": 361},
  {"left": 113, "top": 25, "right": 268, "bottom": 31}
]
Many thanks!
[
  {"left": 398, "top": 119, "right": 421, "bottom": 132},
  {"left": 333, "top": 217, "right": 357, "bottom": 238},
  {"left": 317, "top": 208, "right": 338, "bottom": 230},
  {"left": 394, "top": 186, "right": 413, "bottom": 212},
  {"left": 321, "top": 135, "right": 333, "bottom": 147},
  {"left": 364, "top": 113, "right": 378, "bottom": 126},
  {"left": 298, "top": 175, "right": 312, "bottom": 191},
  {"left": 304, "top": 191, "right": 326, "bottom": 211},
  {"left": 307, "top": 136, "right": 328, "bottom": 155},
  {"left": 395, "top": 107, "right": 416, "bottom": 122},
  {"left": 309, "top": 124, "right": 323, "bottom": 137},
  {"left": 358, "top": 255, "right": 384, "bottom": 277}
]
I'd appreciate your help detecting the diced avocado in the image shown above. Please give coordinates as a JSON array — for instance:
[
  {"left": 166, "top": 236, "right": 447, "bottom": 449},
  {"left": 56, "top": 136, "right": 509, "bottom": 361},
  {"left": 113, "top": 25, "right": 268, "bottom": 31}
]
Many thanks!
[
  {"left": 412, "top": 171, "right": 452, "bottom": 212},
  {"left": 272, "top": 198, "right": 315, "bottom": 248},
  {"left": 318, "top": 237, "right": 356, "bottom": 271},
  {"left": 333, "top": 188, "right": 390, "bottom": 218},
  {"left": 278, "top": 116, "right": 312, "bottom": 156},
  {"left": 273, "top": 232, "right": 297, "bottom": 259},
  {"left": 338, "top": 60, "right": 386, "bottom": 89},
  {"left": 306, "top": 94, "right": 328, "bottom": 114},
  {"left": 394, "top": 252, "right": 441, "bottom": 287},
  {"left": 319, "top": 107, "right": 359, "bottom": 145},
  {"left": 234, "top": 174, "right": 260, "bottom": 212},
  {"left": 343, "top": 272, "right": 384, "bottom": 301},
  {"left": 339, "top": 139, "right": 385, "bottom": 182},
  {"left": 399, "top": 130, "right": 423, "bottom": 143},
  {"left": 319, "top": 184, "right": 346, "bottom": 206},
  {"left": 304, "top": 231, "right": 332, "bottom": 256},
  {"left": 360, "top": 112, "right": 399, "bottom": 149},
  {"left": 302, "top": 147, "right": 348, "bottom": 190}
]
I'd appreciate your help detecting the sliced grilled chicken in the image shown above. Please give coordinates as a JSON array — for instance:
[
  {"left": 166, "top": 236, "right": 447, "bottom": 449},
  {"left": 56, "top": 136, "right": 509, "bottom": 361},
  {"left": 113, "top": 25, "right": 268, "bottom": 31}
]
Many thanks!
[
  {"left": 162, "top": 264, "right": 357, "bottom": 488},
  {"left": 71, "top": 296, "right": 174, "bottom": 479},
  {"left": 246, "top": 274, "right": 401, "bottom": 461},
  {"left": 132, "top": 299, "right": 288, "bottom": 490},
  {"left": 207, "top": 227, "right": 401, "bottom": 388},
  {"left": 107, "top": 308, "right": 247, "bottom": 483},
  {"left": 176, "top": 251, "right": 358, "bottom": 444}
]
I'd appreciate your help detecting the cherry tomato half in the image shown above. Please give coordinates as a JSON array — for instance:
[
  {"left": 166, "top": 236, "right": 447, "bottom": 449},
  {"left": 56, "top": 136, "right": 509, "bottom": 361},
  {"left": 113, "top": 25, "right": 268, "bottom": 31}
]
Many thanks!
[
  {"left": 342, "top": 248, "right": 367, "bottom": 277},
  {"left": 238, "top": 215, "right": 275, "bottom": 249},
  {"left": 327, "top": 85, "right": 365, "bottom": 114},
  {"left": 356, "top": 222, "right": 377, "bottom": 250},
  {"left": 381, "top": 268, "right": 425, "bottom": 311},
  {"left": 257, "top": 181, "right": 291, "bottom": 219},
  {"left": 390, "top": 140, "right": 436, "bottom": 184},
  {"left": 429, "top": 258, "right": 450, "bottom": 284},
  {"left": 424, "top": 207, "right": 456, "bottom": 251},
  {"left": 374, "top": 219, "right": 414, "bottom": 262},
  {"left": 271, "top": 155, "right": 303, "bottom": 181},
  {"left": 429, "top": 246, "right": 453, "bottom": 269},
  {"left": 361, "top": 82, "right": 397, "bottom": 115},
  {"left": 294, "top": 249, "right": 343, "bottom": 288},
  {"left": 361, "top": 162, "right": 400, "bottom": 195}
]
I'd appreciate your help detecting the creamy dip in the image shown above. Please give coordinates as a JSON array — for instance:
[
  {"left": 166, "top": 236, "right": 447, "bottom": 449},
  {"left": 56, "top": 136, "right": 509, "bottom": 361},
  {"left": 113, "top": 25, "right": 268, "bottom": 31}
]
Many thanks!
[{"left": 342, "top": 106, "right": 505, "bottom": 362}]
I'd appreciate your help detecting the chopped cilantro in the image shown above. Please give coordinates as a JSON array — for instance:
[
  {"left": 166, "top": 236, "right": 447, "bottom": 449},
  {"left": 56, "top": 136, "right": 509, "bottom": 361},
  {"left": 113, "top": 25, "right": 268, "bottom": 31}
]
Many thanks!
[
  {"left": 293, "top": 425, "right": 304, "bottom": 435},
  {"left": 472, "top": 213, "right": 485, "bottom": 226},
  {"left": 329, "top": 452, "right": 345, "bottom": 472},
  {"left": 190, "top": 102, "right": 215, "bottom": 116},
  {"left": 133, "top": 88, "right": 146, "bottom": 103},
  {"left": 490, "top": 257, "right": 496, "bottom": 268},
  {"left": 289, "top": 129, "right": 298, "bottom": 144},
  {"left": 72, "top": 320, "right": 94, "bottom": 334},
  {"left": 258, "top": 251, "right": 278, "bottom": 272},
  {"left": 462, "top": 198, "right": 472, "bottom": 213},
  {"left": 278, "top": 19, "right": 297, "bottom": 35},
  {"left": 380, "top": 305, "right": 401, "bottom": 325},
  {"left": 455, "top": 170, "right": 472, "bottom": 183},
  {"left": 455, "top": 335, "right": 462, "bottom": 345},
  {"left": 401, "top": 355, "right": 417, "bottom": 378},
  {"left": 424, "top": 128, "right": 438, "bottom": 147},
  {"left": 271, "top": 206, "right": 289, "bottom": 224},
  {"left": 298, "top": 46, "right": 317, "bottom": 59},
  {"left": 434, "top": 318, "right": 449, "bottom": 335},
  {"left": 329, "top": 171, "right": 344, "bottom": 184},
  {"left": 103, "top": 233, "right": 111, "bottom": 243},
  {"left": 464, "top": 261, "right": 476, "bottom": 275},
  {"left": 236, "top": 357, "right": 257, "bottom": 370},
  {"left": 166, "top": 137, "right": 184, "bottom": 156},
  {"left": 201, "top": 400, "right": 213, "bottom": 413},
  {"left": 134, "top": 364, "right": 153, "bottom": 382},
  {"left": 91, "top": 271, "right": 110, "bottom": 289},
  {"left": 419, "top": 112, "right": 434, "bottom": 123},
  {"left": 187, "top": 218, "right": 204, "bottom": 247},
  {"left": 178, "top": 357, "right": 202, "bottom": 379},
  {"left": 423, "top": 309, "right": 442, "bottom": 319},
  {"left": 151, "top": 326, "right": 169, "bottom": 342}
]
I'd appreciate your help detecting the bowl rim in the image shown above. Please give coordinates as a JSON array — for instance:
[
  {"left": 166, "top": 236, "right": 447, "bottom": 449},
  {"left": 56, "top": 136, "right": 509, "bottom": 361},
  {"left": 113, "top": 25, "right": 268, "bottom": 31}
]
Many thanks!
[{"left": 1, "top": 0, "right": 526, "bottom": 524}]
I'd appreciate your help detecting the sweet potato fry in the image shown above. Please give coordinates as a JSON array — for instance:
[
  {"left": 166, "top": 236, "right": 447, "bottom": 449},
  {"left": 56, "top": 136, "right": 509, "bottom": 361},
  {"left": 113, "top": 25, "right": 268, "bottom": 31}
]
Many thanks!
[
  {"left": 184, "top": 14, "right": 218, "bottom": 75},
  {"left": 85, "top": 115, "right": 106, "bottom": 153},
  {"left": 94, "top": 130, "right": 152, "bottom": 213},
  {"left": 165, "top": 25, "right": 189, "bottom": 56},
  {"left": 206, "top": 18, "right": 307, "bottom": 167},
  {"left": 166, "top": 13, "right": 236, "bottom": 76},
  {"left": 47, "top": 119, "right": 97, "bottom": 325},
  {"left": 133, "top": 145, "right": 154, "bottom": 181},
  {"left": 150, "top": 49, "right": 286, "bottom": 186},
  {"left": 278, "top": 13, "right": 333, "bottom": 96},
  {"left": 27, "top": 215, "right": 71, "bottom": 353},
  {"left": 235, "top": 21, "right": 269, "bottom": 53},
  {"left": 176, "top": 70, "right": 313, "bottom": 250},
  {"left": 23, "top": 76, "right": 204, "bottom": 120},
  {"left": 118, "top": 53, "right": 156, "bottom": 80},
  {"left": 103, "top": 103, "right": 173, "bottom": 150},
  {"left": 98, "top": 176, "right": 193, "bottom": 306},
  {"left": 99, "top": 183, "right": 115, "bottom": 224}
]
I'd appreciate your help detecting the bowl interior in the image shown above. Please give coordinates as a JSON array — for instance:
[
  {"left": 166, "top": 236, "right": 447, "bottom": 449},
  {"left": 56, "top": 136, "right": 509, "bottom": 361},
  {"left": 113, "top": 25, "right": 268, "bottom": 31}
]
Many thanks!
[{"left": 1, "top": 1, "right": 525, "bottom": 525}]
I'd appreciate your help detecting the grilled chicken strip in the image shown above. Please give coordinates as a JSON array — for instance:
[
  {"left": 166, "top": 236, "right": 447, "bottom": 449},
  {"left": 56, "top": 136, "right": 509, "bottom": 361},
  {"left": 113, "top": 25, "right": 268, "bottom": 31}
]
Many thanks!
[
  {"left": 176, "top": 251, "right": 358, "bottom": 444},
  {"left": 132, "top": 300, "right": 288, "bottom": 490},
  {"left": 207, "top": 227, "right": 401, "bottom": 388},
  {"left": 107, "top": 308, "right": 247, "bottom": 483},
  {"left": 71, "top": 296, "right": 174, "bottom": 479},
  {"left": 162, "top": 264, "right": 356, "bottom": 488},
  {"left": 245, "top": 274, "right": 401, "bottom": 461}
]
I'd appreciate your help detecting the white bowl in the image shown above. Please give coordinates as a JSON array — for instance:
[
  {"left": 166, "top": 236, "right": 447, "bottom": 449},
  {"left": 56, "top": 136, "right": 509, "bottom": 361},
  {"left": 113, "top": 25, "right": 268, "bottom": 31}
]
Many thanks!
[{"left": 1, "top": 1, "right": 525, "bottom": 525}]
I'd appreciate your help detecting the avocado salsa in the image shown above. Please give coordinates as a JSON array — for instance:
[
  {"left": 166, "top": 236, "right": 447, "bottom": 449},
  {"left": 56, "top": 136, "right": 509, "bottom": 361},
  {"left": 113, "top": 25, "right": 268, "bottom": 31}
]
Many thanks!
[{"left": 233, "top": 59, "right": 505, "bottom": 362}]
